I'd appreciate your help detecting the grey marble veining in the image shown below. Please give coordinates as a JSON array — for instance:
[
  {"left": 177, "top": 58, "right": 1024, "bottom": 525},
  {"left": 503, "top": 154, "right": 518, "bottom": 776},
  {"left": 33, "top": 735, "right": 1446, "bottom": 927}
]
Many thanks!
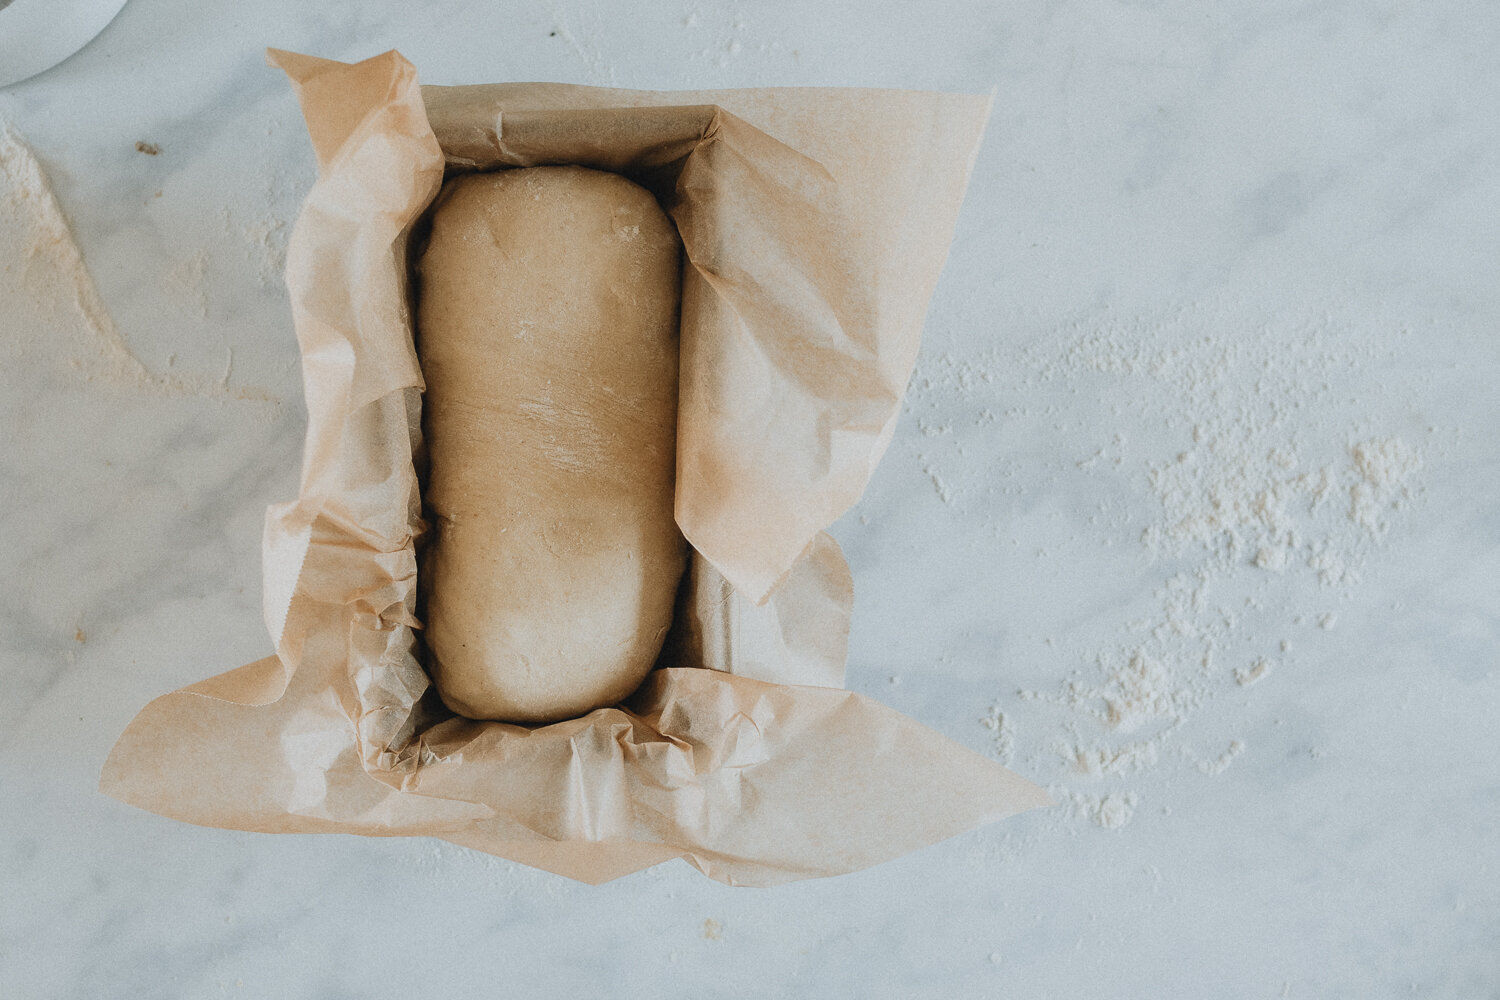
[{"left": 3, "top": 1, "right": 1498, "bottom": 997}]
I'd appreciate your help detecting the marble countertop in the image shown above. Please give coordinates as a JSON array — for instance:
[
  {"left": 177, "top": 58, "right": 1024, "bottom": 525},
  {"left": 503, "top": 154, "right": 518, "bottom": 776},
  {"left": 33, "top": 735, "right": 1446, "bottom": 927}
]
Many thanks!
[{"left": 3, "top": 1, "right": 1497, "bottom": 997}]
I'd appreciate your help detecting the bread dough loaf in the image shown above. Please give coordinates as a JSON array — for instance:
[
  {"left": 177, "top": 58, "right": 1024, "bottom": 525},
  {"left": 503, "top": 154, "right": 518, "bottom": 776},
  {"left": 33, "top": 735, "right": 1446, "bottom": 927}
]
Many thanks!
[{"left": 416, "top": 166, "right": 685, "bottom": 724}]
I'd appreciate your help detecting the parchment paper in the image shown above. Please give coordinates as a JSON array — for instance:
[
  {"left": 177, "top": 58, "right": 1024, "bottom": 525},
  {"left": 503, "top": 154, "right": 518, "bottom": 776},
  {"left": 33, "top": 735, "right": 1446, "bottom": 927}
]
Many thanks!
[{"left": 99, "top": 50, "right": 1049, "bottom": 886}]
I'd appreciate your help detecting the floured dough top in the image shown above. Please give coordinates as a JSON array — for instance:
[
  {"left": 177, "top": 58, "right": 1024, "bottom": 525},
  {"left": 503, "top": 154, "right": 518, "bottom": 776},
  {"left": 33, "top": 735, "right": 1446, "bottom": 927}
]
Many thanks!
[{"left": 417, "top": 165, "right": 686, "bottom": 724}]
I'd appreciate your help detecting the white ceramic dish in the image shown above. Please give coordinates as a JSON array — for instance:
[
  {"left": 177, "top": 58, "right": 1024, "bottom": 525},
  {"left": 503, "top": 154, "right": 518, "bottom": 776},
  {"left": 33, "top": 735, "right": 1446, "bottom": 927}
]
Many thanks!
[{"left": 0, "top": 0, "right": 130, "bottom": 88}]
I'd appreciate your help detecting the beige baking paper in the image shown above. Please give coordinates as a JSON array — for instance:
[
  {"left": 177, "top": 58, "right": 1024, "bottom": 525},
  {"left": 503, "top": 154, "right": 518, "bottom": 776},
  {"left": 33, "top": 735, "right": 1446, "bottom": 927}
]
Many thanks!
[{"left": 99, "top": 49, "right": 1049, "bottom": 886}]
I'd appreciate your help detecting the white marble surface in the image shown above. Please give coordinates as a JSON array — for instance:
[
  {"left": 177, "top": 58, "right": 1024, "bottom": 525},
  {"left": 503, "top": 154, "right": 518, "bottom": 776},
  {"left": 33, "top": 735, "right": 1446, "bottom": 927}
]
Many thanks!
[{"left": 3, "top": 1, "right": 1498, "bottom": 996}]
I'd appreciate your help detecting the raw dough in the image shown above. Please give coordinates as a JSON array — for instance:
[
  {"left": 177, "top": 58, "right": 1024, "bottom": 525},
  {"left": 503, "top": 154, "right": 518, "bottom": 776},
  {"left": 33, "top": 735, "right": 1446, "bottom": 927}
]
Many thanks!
[{"left": 416, "top": 165, "right": 685, "bottom": 724}]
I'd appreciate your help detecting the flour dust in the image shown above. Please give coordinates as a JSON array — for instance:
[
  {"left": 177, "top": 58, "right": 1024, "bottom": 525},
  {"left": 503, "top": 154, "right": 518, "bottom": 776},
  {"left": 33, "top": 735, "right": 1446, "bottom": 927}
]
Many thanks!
[
  {"left": 905, "top": 303, "right": 1430, "bottom": 831},
  {"left": 0, "top": 120, "right": 273, "bottom": 402}
]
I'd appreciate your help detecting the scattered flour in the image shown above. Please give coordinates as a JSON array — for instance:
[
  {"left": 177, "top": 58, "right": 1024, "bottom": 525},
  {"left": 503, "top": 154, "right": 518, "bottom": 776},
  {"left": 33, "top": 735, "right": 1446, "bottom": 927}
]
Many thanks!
[
  {"left": 544, "top": 0, "right": 621, "bottom": 85},
  {"left": 0, "top": 121, "right": 268, "bottom": 401},
  {"left": 1083, "top": 649, "right": 1196, "bottom": 733},
  {"left": 220, "top": 202, "right": 290, "bottom": 291},
  {"left": 905, "top": 303, "right": 1429, "bottom": 831},
  {"left": 980, "top": 702, "right": 1015, "bottom": 765},
  {"left": 1, "top": 122, "right": 152, "bottom": 385},
  {"left": 1348, "top": 437, "right": 1423, "bottom": 536},
  {"left": 680, "top": 2, "right": 754, "bottom": 70},
  {"left": 1053, "top": 788, "right": 1140, "bottom": 830},
  {"left": 924, "top": 463, "right": 955, "bottom": 504},
  {"left": 1197, "top": 740, "right": 1246, "bottom": 776},
  {"left": 1064, "top": 738, "right": 1160, "bottom": 779},
  {"left": 1234, "top": 657, "right": 1273, "bottom": 686},
  {"left": 244, "top": 215, "right": 289, "bottom": 288}
]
